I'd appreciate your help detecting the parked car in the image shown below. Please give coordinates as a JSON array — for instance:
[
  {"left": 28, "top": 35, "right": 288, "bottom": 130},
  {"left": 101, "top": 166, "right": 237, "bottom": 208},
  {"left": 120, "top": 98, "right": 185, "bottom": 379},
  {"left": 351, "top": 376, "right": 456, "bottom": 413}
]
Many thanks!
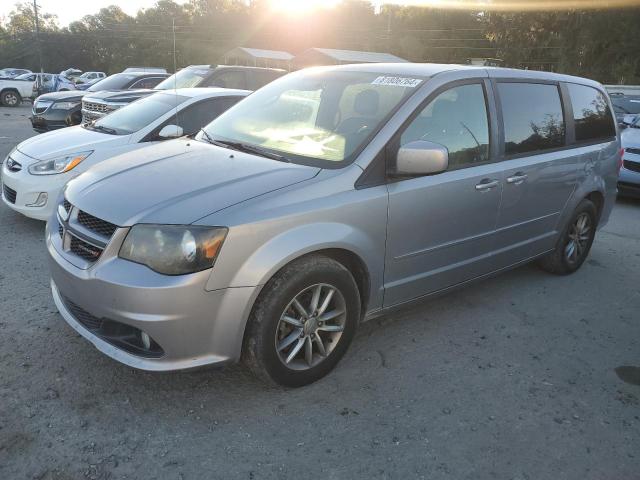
[
  {"left": 122, "top": 67, "right": 167, "bottom": 74},
  {"left": 610, "top": 92, "right": 640, "bottom": 126},
  {"left": 81, "top": 74, "right": 169, "bottom": 123},
  {"left": 74, "top": 72, "right": 107, "bottom": 84},
  {"left": 79, "top": 65, "right": 283, "bottom": 124},
  {"left": 60, "top": 68, "right": 83, "bottom": 81},
  {"left": 155, "top": 64, "right": 286, "bottom": 91},
  {"left": 2, "top": 88, "right": 248, "bottom": 220},
  {"left": 23, "top": 73, "right": 77, "bottom": 97},
  {"left": 43, "top": 64, "right": 620, "bottom": 386},
  {"left": 0, "top": 76, "right": 35, "bottom": 106},
  {"left": 619, "top": 116, "right": 640, "bottom": 197},
  {"left": 30, "top": 71, "right": 169, "bottom": 132},
  {"left": 76, "top": 78, "right": 103, "bottom": 91},
  {"left": 0, "top": 68, "right": 32, "bottom": 79}
]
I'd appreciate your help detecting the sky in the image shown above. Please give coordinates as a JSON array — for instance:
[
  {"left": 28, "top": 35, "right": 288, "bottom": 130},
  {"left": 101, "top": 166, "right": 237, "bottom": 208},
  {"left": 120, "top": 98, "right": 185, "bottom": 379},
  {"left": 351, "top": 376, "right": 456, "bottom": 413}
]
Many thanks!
[{"left": 1, "top": 0, "right": 633, "bottom": 26}]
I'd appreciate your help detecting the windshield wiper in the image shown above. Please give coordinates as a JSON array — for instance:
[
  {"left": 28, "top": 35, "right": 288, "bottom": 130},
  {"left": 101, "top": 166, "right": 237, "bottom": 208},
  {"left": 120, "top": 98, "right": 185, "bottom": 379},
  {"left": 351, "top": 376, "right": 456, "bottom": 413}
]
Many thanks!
[
  {"left": 90, "top": 124, "right": 117, "bottom": 135},
  {"left": 208, "top": 138, "right": 290, "bottom": 163},
  {"left": 199, "top": 128, "right": 216, "bottom": 144}
]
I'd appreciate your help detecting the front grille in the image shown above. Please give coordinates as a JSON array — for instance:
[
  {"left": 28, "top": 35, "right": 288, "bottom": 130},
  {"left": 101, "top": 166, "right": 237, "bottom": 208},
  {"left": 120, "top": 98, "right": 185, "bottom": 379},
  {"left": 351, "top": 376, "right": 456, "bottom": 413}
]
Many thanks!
[
  {"left": 77, "top": 210, "right": 118, "bottom": 238},
  {"left": 62, "top": 295, "right": 102, "bottom": 330},
  {"left": 623, "top": 160, "right": 640, "bottom": 173},
  {"left": 82, "top": 101, "right": 112, "bottom": 113},
  {"left": 3, "top": 184, "right": 17, "bottom": 204},
  {"left": 63, "top": 199, "right": 71, "bottom": 213},
  {"left": 69, "top": 235, "right": 104, "bottom": 262},
  {"left": 625, "top": 147, "right": 640, "bottom": 156}
]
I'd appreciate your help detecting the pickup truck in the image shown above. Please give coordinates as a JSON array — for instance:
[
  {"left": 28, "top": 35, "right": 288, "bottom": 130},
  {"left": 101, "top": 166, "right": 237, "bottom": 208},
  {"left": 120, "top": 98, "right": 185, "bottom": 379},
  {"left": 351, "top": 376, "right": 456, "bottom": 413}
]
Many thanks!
[{"left": 0, "top": 77, "right": 34, "bottom": 106}]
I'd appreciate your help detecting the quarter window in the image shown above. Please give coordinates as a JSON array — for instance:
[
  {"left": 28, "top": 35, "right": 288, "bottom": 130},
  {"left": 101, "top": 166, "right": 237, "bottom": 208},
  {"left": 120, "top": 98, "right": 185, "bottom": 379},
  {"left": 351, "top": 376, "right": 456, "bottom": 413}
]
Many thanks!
[
  {"left": 498, "top": 82, "right": 565, "bottom": 156},
  {"left": 567, "top": 84, "right": 616, "bottom": 142},
  {"left": 400, "top": 83, "right": 490, "bottom": 169}
]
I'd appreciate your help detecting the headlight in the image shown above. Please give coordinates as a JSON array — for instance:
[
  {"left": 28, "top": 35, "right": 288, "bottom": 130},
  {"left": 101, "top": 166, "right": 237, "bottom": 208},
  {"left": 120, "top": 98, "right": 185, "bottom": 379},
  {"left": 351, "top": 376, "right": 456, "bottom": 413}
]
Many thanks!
[
  {"left": 28, "top": 151, "right": 92, "bottom": 175},
  {"left": 119, "top": 225, "right": 227, "bottom": 275},
  {"left": 52, "top": 101, "right": 80, "bottom": 109}
]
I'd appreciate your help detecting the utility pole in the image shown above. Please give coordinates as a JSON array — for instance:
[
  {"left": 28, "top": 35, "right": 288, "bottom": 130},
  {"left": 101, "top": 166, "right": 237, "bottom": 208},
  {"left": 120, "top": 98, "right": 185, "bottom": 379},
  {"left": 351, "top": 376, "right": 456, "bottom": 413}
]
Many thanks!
[{"left": 33, "top": 0, "right": 43, "bottom": 75}]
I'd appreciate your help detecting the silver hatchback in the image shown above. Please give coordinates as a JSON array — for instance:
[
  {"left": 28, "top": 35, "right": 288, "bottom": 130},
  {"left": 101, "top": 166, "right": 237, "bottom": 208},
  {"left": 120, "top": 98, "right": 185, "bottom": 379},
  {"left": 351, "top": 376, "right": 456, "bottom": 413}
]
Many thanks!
[{"left": 46, "top": 64, "right": 621, "bottom": 386}]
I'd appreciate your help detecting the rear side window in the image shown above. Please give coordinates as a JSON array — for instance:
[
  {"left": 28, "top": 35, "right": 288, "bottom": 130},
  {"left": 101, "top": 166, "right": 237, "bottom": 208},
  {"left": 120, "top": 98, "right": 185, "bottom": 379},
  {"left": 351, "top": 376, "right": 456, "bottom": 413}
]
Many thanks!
[
  {"left": 498, "top": 82, "right": 565, "bottom": 156},
  {"left": 567, "top": 84, "right": 616, "bottom": 142}
]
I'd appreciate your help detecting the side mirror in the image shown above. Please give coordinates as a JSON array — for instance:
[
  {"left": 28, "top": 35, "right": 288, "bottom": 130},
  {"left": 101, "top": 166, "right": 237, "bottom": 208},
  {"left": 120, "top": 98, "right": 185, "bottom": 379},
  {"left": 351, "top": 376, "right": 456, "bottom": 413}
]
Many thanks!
[
  {"left": 157, "top": 124, "right": 184, "bottom": 139},
  {"left": 393, "top": 140, "right": 449, "bottom": 176}
]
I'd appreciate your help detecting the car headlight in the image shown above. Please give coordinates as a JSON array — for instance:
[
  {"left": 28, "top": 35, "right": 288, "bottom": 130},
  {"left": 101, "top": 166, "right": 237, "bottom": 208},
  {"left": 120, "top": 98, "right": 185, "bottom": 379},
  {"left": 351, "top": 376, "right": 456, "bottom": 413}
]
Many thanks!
[
  {"left": 52, "top": 101, "right": 80, "bottom": 110},
  {"left": 119, "top": 225, "right": 228, "bottom": 275},
  {"left": 28, "top": 151, "right": 92, "bottom": 175}
]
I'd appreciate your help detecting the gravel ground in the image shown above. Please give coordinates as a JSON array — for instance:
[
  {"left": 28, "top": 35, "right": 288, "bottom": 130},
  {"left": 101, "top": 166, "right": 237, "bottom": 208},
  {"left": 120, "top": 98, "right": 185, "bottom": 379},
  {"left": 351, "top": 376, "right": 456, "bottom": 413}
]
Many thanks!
[{"left": 1, "top": 103, "right": 639, "bottom": 480}]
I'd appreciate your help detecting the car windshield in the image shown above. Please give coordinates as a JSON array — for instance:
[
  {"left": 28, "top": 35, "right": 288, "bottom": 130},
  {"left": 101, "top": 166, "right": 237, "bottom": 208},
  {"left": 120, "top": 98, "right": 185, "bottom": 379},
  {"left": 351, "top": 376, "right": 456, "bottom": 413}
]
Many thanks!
[
  {"left": 87, "top": 74, "right": 138, "bottom": 92},
  {"left": 200, "top": 69, "right": 424, "bottom": 166},
  {"left": 155, "top": 68, "right": 211, "bottom": 90},
  {"left": 88, "top": 93, "right": 188, "bottom": 135},
  {"left": 612, "top": 97, "right": 640, "bottom": 115}
]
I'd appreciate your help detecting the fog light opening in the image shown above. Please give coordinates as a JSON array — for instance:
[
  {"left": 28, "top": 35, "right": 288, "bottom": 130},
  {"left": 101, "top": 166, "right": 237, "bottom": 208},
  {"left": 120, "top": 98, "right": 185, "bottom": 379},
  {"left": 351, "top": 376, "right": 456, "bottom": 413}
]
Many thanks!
[
  {"left": 27, "top": 192, "right": 48, "bottom": 207},
  {"left": 140, "top": 331, "right": 151, "bottom": 350}
]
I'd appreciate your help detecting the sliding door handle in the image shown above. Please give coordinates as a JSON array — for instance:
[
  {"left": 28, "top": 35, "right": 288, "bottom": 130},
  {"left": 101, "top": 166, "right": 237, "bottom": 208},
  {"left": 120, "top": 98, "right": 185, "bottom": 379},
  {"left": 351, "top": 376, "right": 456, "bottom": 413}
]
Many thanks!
[{"left": 475, "top": 179, "right": 500, "bottom": 191}]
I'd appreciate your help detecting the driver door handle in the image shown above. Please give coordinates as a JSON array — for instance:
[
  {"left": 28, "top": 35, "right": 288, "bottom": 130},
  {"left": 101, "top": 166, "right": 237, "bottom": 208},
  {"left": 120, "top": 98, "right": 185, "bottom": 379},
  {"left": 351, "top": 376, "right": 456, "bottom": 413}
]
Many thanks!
[
  {"left": 506, "top": 172, "right": 528, "bottom": 185},
  {"left": 475, "top": 179, "right": 500, "bottom": 191}
]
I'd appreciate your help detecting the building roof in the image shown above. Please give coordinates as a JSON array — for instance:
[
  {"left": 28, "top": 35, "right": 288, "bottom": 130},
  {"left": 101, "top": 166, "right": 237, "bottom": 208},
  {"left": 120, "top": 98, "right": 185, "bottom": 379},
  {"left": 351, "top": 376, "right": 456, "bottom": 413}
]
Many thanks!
[
  {"left": 225, "top": 47, "right": 294, "bottom": 61},
  {"left": 299, "top": 48, "right": 408, "bottom": 64}
]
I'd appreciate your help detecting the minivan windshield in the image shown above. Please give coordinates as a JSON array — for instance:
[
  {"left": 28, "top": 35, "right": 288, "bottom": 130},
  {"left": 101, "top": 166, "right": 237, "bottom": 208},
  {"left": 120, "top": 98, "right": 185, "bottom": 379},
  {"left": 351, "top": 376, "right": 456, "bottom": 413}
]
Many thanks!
[
  {"left": 199, "top": 69, "right": 424, "bottom": 166},
  {"left": 155, "top": 67, "right": 210, "bottom": 90},
  {"left": 87, "top": 74, "right": 138, "bottom": 92},
  {"left": 87, "top": 93, "right": 188, "bottom": 135}
]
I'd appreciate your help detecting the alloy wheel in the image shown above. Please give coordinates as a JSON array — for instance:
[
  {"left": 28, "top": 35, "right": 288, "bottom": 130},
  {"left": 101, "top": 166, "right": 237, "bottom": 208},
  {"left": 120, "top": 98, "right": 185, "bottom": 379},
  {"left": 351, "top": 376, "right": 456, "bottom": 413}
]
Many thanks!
[
  {"left": 4, "top": 93, "right": 18, "bottom": 106},
  {"left": 564, "top": 212, "right": 591, "bottom": 264},
  {"left": 275, "top": 283, "right": 346, "bottom": 371}
]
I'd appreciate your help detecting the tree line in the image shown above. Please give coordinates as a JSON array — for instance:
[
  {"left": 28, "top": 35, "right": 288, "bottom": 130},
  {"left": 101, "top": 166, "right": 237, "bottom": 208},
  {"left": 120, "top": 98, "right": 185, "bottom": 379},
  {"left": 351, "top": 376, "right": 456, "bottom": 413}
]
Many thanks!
[{"left": 0, "top": 0, "right": 637, "bottom": 84}]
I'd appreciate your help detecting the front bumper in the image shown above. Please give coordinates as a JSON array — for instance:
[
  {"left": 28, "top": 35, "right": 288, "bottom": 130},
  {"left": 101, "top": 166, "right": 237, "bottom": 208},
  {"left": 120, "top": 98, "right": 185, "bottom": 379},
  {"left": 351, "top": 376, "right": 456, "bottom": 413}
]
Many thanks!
[
  {"left": 46, "top": 217, "right": 260, "bottom": 371},
  {"left": 1, "top": 150, "right": 68, "bottom": 221}
]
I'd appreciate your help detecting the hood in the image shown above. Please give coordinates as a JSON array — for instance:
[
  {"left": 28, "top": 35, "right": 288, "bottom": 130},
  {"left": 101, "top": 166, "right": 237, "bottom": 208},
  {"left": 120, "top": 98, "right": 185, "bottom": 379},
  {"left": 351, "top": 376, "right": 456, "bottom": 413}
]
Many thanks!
[
  {"left": 65, "top": 139, "right": 321, "bottom": 226},
  {"left": 83, "top": 89, "right": 154, "bottom": 104},
  {"left": 37, "top": 90, "right": 85, "bottom": 102},
  {"left": 621, "top": 126, "right": 640, "bottom": 148},
  {"left": 17, "top": 125, "right": 121, "bottom": 161}
]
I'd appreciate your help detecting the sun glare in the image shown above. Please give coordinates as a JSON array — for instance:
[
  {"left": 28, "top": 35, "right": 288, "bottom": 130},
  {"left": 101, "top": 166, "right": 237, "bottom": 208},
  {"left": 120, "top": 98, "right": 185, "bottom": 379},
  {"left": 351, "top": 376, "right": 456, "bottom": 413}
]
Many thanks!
[{"left": 268, "top": 0, "right": 341, "bottom": 15}]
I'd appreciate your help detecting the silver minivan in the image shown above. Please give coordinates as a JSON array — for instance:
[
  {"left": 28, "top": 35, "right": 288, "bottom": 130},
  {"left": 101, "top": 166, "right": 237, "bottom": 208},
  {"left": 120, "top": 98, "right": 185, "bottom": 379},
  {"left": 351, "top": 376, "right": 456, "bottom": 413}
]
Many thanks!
[{"left": 45, "top": 64, "right": 621, "bottom": 386}]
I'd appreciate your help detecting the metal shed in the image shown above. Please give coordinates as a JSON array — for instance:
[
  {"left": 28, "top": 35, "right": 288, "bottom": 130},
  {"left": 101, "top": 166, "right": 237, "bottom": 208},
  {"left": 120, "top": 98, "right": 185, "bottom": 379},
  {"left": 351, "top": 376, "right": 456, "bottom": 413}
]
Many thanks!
[
  {"left": 223, "top": 47, "right": 294, "bottom": 70},
  {"left": 293, "top": 48, "right": 408, "bottom": 69}
]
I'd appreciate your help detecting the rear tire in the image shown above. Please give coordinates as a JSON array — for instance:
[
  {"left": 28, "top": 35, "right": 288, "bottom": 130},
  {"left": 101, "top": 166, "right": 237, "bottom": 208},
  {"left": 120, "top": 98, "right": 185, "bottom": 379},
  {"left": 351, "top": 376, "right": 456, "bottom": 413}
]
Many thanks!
[
  {"left": 242, "top": 255, "right": 360, "bottom": 387},
  {"left": 1, "top": 90, "right": 21, "bottom": 107},
  {"left": 537, "top": 199, "right": 597, "bottom": 275}
]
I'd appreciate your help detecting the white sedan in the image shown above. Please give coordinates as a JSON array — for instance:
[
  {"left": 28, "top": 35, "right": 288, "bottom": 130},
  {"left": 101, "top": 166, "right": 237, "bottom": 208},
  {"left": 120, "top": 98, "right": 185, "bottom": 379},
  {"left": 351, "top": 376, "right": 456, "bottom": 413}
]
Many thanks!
[{"left": 2, "top": 88, "right": 249, "bottom": 220}]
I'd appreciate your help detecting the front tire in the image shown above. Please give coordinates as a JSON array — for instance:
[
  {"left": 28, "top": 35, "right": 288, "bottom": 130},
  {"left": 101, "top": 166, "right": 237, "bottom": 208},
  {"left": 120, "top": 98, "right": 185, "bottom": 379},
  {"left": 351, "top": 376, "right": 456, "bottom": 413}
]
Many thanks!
[
  {"left": 538, "top": 199, "right": 597, "bottom": 275},
  {"left": 242, "top": 255, "right": 361, "bottom": 387}
]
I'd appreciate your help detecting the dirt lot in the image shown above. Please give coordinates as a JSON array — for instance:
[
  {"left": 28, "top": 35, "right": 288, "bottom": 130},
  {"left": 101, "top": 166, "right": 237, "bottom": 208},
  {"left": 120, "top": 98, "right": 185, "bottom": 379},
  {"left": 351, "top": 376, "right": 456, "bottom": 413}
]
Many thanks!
[{"left": 1, "top": 103, "right": 639, "bottom": 480}]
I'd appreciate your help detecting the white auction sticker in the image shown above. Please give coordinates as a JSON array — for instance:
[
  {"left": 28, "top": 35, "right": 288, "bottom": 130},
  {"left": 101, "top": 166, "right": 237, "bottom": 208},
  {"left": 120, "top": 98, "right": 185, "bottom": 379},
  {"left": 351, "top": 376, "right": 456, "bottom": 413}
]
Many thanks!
[{"left": 371, "top": 76, "right": 423, "bottom": 88}]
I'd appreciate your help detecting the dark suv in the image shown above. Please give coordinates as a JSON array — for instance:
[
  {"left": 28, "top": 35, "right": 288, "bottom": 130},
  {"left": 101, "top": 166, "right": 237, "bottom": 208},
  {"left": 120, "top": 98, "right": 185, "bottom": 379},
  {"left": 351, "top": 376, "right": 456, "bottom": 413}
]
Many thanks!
[
  {"left": 154, "top": 65, "right": 286, "bottom": 91},
  {"left": 79, "top": 65, "right": 286, "bottom": 124},
  {"left": 30, "top": 71, "right": 169, "bottom": 133}
]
